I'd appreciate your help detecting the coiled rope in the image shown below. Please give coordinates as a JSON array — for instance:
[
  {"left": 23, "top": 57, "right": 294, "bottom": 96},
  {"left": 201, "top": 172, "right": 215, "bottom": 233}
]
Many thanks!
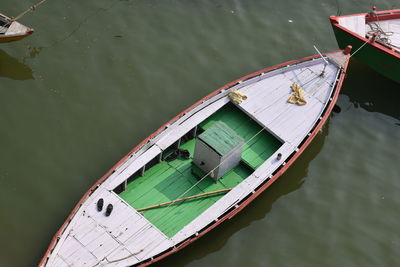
[
  {"left": 366, "top": 11, "right": 400, "bottom": 50},
  {"left": 367, "top": 22, "right": 397, "bottom": 47},
  {"left": 346, "top": 11, "right": 400, "bottom": 60}
]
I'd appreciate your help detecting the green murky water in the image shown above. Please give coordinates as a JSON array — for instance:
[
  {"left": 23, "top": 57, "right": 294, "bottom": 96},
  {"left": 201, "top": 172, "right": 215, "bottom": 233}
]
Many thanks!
[{"left": 0, "top": 0, "right": 399, "bottom": 266}]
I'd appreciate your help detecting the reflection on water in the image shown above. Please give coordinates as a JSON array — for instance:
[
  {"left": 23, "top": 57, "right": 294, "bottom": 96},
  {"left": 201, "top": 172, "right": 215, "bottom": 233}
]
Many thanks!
[
  {"left": 342, "top": 59, "right": 400, "bottom": 120},
  {"left": 155, "top": 129, "right": 329, "bottom": 267},
  {"left": 0, "top": 49, "right": 33, "bottom": 80}
]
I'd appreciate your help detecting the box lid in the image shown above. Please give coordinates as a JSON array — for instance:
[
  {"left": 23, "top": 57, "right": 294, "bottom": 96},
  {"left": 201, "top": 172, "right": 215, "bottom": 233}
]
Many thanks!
[{"left": 198, "top": 121, "right": 243, "bottom": 156}]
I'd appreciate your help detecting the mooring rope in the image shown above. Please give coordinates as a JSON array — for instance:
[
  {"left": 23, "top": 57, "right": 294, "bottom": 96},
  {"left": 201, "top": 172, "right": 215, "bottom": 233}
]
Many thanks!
[
  {"left": 367, "top": 21, "right": 400, "bottom": 49},
  {"left": 365, "top": 10, "right": 400, "bottom": 50},
  {"left": 12, "top": 0, "right": 49, "bottom": 22},
  {"left": 0, "top": 0, "right": 50, "bottom": 29},
  {"left": 349, "top": 38, "right": 370, "bottom": 58},
  {"left": 348, "top": 24, "right": 396, "bottom": 60},
  {"left": 343, "top": 10, "right": 400, "bottom": 60}
]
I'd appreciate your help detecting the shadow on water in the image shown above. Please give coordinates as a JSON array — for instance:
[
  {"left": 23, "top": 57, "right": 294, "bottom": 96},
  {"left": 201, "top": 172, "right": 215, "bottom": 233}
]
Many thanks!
[
  {"left": 154, "top": 125, "right": 330, "bottom": 267},
  {"left": 0, "top": 49, "right": 33, "bottom": 80},
  {"left": 341, "top": 58, "right": 400, "bottom": 120}
]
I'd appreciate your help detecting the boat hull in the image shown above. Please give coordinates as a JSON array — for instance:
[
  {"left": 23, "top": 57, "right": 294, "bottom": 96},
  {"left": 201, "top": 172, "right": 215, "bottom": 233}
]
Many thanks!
[
  {"left": 0, "top": 31, "right": 33, "bottom": 43},
  {"left": 0, "top": 13, "right": 34, "bottom": 43},
  {"left": 330, "top": 11, "right": 400, "bottom": 83},
  {"left": 39, "top": 51, "right": 349, "bottom": 267}
]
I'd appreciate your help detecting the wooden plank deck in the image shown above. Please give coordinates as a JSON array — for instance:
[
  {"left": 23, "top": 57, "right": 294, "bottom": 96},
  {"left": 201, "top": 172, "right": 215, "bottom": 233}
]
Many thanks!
[
  {"left": 46, "top": 188, "right": 172, "bottom": 266},
  {"left": 237, "top": 59, "right": 338, "bottom": 144}
]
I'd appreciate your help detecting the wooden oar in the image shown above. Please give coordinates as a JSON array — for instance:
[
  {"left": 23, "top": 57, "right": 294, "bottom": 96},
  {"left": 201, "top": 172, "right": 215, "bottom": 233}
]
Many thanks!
[{"left": 137, "top": 187, "right": 233, "bottom": 212}]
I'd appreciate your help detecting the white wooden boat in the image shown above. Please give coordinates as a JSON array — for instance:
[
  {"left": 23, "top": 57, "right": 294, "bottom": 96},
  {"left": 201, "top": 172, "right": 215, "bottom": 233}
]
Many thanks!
[
  {"left": 40, "top": 48, "right": 350, "bottom": 267},
  {"left": 0, "top": 12, "right": 33, "bottom": 43}
]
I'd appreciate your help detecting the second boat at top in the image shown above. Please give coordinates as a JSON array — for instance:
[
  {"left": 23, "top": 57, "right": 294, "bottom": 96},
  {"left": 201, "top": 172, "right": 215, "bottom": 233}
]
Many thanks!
[{"left": 330, "top": 7, "right": 400, "bottom": 83}]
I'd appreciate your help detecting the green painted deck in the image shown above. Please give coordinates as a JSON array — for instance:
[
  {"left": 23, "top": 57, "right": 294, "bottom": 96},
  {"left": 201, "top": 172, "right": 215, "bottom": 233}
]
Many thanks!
[{"left": 119, "top": 103, "right": 282, "bottom": 237}]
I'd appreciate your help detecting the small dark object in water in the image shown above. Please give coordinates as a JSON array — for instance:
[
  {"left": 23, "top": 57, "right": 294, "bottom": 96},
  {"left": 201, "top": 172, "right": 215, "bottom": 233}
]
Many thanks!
[
  {"left": 97, "top": 198, "right": 104, "bottom": 211},
  {"left": 113, "top": 35, "right": 123, "bottom": 38},
  {"left": 333, "top": 105, "right": 341, "bottom": 113},
  {"left": 105, "top": 204, "right": 113, "bottom": 217}
]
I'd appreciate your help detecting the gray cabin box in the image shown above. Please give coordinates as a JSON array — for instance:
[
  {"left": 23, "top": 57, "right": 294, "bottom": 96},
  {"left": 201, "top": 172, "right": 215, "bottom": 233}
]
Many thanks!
[{"left": 193, "top": 121, "right": 244, "bottom": 181}]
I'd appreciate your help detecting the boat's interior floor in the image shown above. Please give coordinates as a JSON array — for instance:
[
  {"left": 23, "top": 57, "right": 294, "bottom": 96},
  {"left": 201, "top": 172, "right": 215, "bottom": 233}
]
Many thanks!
[{"left": 119, "top": 103, "right": 282, "bottom": 237}]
